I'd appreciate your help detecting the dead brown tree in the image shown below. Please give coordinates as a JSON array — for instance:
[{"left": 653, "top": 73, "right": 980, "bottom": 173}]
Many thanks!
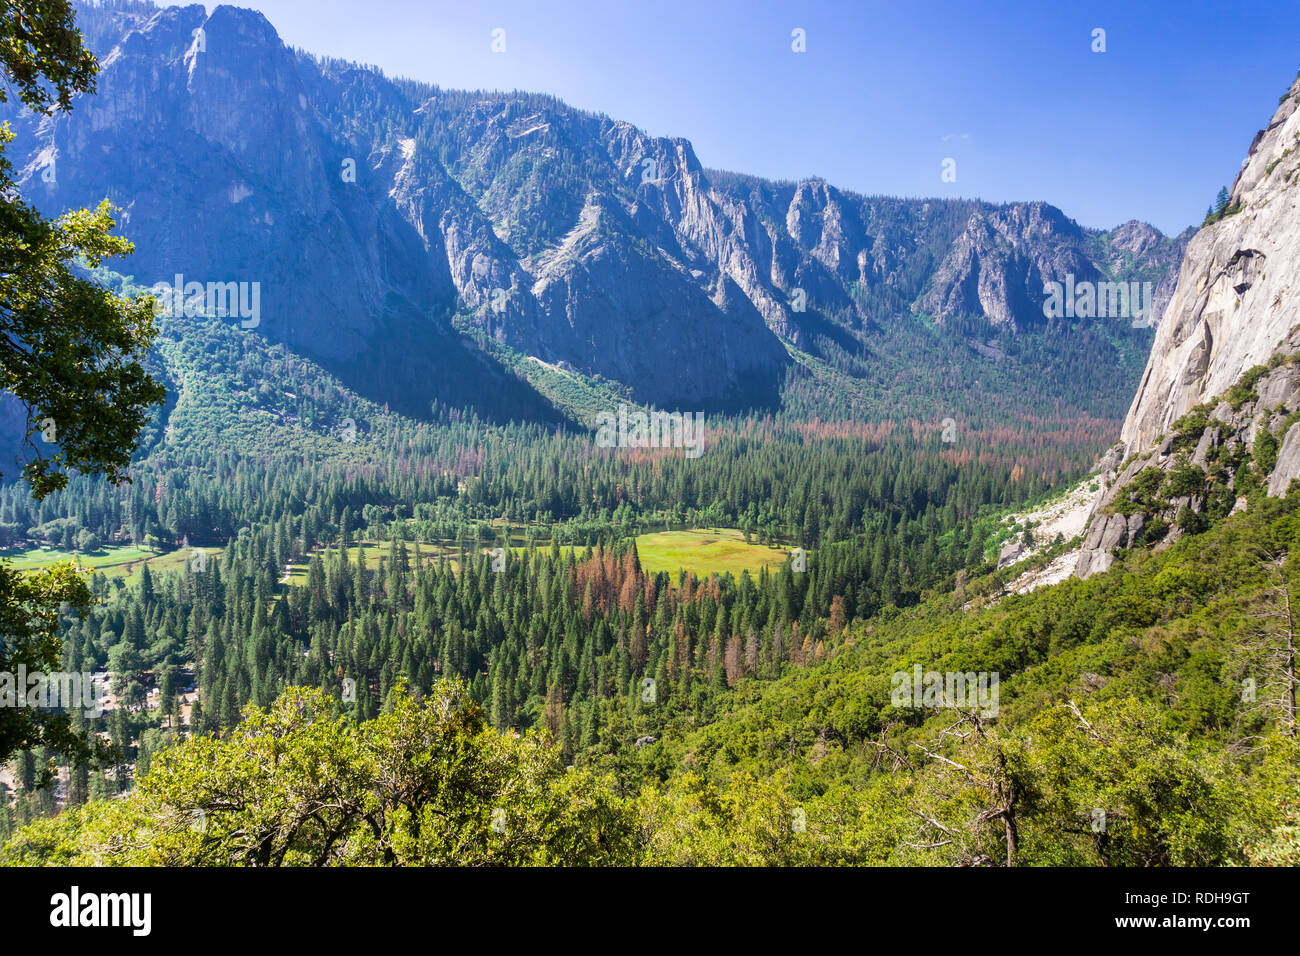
[
  {"left": 1233, "top": 548, "right": 1297, "bottom": 738},
  {"left": 908, "top": 712, "right": 1021, "bottom": 866}
]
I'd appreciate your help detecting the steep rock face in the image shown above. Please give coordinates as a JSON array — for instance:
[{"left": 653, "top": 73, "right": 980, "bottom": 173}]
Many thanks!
[
  {"left": 33, "top": 4, "right": 443, "bottom": 364},
  {"left": 596, "top": 124, "right": 807, "bottom": 352},
  {"left": 784, "top": 180, "right": 869, "bottom": 287},
  {"left": 1060, "top": 69, "right": 1300, "bottom": 582},
  {"left": 1121, "top": 72, "right": 1300, "bottom": 453},
  {"left": 389, "top": 103, "right": 793, "bottom": 407},
  {"left": 1270, "top": 422, "right": 1300, "bottom": 496},
  {"left": 1074, "top": 358, "right": 1300, "bottom": 578},
  {"left": 525, "top": 193, "right": 786, "bottom": 405},
  {"left": 1073, "top": 69, "right": 1300, "bottom": 577},
  {"left": 22, "top": 3, "right": 795, "bottom": 411},
  {"left": 915, "top": 205, "right": 1187, "bottom": 332},
  {"left": 917, "top": 203, "right": 1099, "bottom": 331}
]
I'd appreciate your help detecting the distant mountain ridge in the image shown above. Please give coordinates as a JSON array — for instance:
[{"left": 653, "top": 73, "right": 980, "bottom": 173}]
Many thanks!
[{"left": 3, "top": 0, "right": 1188, "bottom": 424}]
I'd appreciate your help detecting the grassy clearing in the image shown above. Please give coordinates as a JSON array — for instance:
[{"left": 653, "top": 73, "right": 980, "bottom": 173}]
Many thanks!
[
  {"left": 511, "top": 528, "right": 791, "bottom": 580},
  {"left": 633, "top": 528, "right": 791, "bottom": 578},
  {"left": 0, "top": 543, "right": 220, "bottom": 585},
  {"left": 283, "top": 540, "right": 467, "bottom": 583},
  {"left": 280, "top": 529, "right": 792, "bottom": 585}
]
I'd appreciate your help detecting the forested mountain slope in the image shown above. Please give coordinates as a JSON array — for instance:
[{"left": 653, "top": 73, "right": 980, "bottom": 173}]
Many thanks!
[{"left": 0, "top": 0, "right": 1187, "bottom": 425}]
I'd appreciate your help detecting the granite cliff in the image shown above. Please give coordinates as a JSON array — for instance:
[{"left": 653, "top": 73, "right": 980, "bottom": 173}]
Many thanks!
[{"left": 1075, "top": 67, "right": 1300, "bottom": 577}]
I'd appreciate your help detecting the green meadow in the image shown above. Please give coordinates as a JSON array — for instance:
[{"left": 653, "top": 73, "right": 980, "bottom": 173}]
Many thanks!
[
  {"left": 282, "top": 540, "right": 466, "bottom": 584},
  {"left": 0, "top": 543, "right": 220, "bottom": 584},
  {"left": 5, "top": 530, "right": 791, "bottom": 590},
  {"left": 278, "top": 528, "right": 792, "bottom": 586},
  {"left": 632, "top": 528, "right": 791, "bottom": 578}
]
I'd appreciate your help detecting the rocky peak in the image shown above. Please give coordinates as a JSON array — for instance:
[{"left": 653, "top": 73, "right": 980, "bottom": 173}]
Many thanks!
[
  {"left": 1105, "top": 219, "right": 1166, "bottom": 258},
  {"left": 915, "top": 202, "right": 1102, "bottom": 331},
  {"left": 784, "top": 179, "right": 867, "bottom": 284}
]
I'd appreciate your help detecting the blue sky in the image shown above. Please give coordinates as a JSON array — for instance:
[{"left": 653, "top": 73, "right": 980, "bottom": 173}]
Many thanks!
[{"left": 162, "top": 0, "right": 1300, "bottom": 234}]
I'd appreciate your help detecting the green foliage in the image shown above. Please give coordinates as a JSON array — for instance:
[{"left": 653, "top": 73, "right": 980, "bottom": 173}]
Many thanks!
[
  {"left": 600, "top": 495, "right": 1300, "bottom": 865},
  {"left": 1163, "top": 457, "right": 1207, "bottom": 499},
  {"left": 1171, "top": 405, "right": 1213, "bottom": 450},
  {"left": 0, "top": 88, "right": 164, "bottom": 499},
  {"left": 1, "top": 682, "right": 639, "bottom": 866},
  {"left": 1226, "top": 364, "right": 1270, "bottom": 409},
  {"left": 8, "top": 466, "right": 1300, "bottom": 867},
  {"left": 0, "top": 560, "right": 104, "bottom": 773},
  {"left": 0, "top": 3, "right": 1292, "bottom": 866},
  {"left": 1022, "top": 699, "right": 1241, "bottom": 865},
  {"left": 1176, "top": 506, "right": 1207, "bottom": 536},
  {"left": 0, "top": 0, "right": 98, "bottom": 114},
  {"left": 1111, "top": 465, "right": 1166, "bottom": 516},
  {"left": 1202, "top": 186, "right": 1242, "bottom": 227},
  {"left": 0, "top": 0, "right": 162, "bottom": 777},
  {"left": 1255, "top": 425, "right": 1281, "bottom": 478}
]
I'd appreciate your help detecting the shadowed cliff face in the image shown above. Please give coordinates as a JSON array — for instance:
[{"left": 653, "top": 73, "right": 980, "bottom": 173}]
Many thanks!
[
  {"left": 5, "top": 1, "right": 1186, "bottom": 421},
  {"left": 42, "top": 4, "right": 444, "bottom": 360}
]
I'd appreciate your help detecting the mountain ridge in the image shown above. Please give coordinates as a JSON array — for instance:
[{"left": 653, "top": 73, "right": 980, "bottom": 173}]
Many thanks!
[{"left": 3, "top": 0, "right": 1188, "bottom": 427}]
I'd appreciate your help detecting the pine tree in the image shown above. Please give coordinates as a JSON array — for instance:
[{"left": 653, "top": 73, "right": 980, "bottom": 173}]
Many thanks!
[{"left": 1215, "top": 186, "right": 1230, "bottom": 215}]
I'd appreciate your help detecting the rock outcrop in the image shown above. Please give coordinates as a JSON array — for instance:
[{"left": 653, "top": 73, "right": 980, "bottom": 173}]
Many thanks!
[
  {"left": 1074, "top": 68, "right": 1300, "bottom": 577},
  {"left": 1122, "top": 72, "right": 1300, "bottom": 454},
  {"left": 1075, "top": 357, "right": 1300, "bottom": 577},
  {"left": 916, "top": 205, "right": 1187, "bottom": 333}
]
